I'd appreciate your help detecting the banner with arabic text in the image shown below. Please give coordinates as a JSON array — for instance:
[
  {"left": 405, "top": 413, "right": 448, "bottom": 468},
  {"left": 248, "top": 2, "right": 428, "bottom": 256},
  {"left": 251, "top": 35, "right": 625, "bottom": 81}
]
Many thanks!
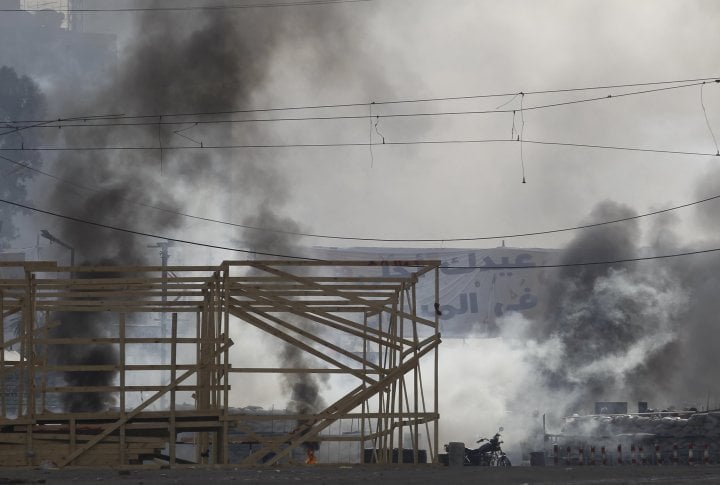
[{"left": 306, "top": 247, "right": 557, "bottom": 338}]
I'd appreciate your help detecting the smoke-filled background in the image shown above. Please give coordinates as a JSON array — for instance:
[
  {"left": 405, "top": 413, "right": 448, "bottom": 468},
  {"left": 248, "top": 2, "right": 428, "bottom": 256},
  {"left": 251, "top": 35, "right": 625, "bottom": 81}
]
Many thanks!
[
  {"left": 1, "top": 0, "right": 719, "bottom": 456},
  {"left": 435, "top": 191, "right": 720, "bottom": 456}
]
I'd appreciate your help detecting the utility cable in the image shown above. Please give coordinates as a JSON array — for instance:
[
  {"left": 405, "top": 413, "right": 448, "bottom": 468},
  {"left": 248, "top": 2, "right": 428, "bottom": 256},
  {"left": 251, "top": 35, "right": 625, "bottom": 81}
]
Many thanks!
[
  {"left": 4, "top": 152, "right": 720, "bottom": 243},
  {"left": 2, "top": 195, "right": 720, "bottom": 269},
  {"left": 7, "top": 80, "right": 716, "bottom": 133},
  {"left": 0, "top": 113, "right": 124, "bottom": 140},
  {"left": 0, "top": 0, "right": 374, "bottom": 13},
  {"left": 2, "top": 147, "right": 720, "bottom": 244},
  {"left": 5, "top": 77, "right": 719, "bottom": 127},
  {"left": 1, "top": 137, "right": 716, "bottom": 157},
  {"left": 0, "top": 197, "right": 319, "bottom": 261}
]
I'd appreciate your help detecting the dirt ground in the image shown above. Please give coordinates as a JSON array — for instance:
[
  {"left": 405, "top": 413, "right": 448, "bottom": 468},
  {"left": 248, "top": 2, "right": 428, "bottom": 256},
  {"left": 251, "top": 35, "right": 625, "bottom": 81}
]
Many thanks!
[{"left": 1, "top": 465, "right": 720, "bottom": 485}]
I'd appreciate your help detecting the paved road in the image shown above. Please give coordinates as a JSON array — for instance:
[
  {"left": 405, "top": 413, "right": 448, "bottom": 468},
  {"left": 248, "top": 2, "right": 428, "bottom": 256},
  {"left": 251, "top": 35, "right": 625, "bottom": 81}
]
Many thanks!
[{"left": 2, "top": 465, "right": 720, "bottom": 484}]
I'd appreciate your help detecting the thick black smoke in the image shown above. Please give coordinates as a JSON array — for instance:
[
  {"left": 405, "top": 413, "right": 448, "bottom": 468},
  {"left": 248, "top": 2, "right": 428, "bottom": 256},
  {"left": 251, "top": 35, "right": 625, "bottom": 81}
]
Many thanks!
[
  {"left": 240, "top": 207, "right": 327, "bottom": 445},
  {"left": 282, "top": 343, "right": 327, "bottom": 455},
  {"left": 512, "top": 180, "right": 720, "bottom": 417},
  {"left": 51, "top": 312, "right": 117, "bottom": 413},
  {"left": 41, "top": 2, "right": 358, "bottom": 413},
  {"left": 524, "top": 200, "right": 684, "bottom": 412}
]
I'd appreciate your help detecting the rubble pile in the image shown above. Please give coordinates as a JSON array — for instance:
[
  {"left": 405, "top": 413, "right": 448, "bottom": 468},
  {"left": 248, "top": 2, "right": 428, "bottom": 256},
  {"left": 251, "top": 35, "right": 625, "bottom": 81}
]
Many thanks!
[
  {"left": 562, "top": 412, "right": 720, "bottom": 440},
  {"left": 556, "top": 412, "right": 720, "bottom": 462}
]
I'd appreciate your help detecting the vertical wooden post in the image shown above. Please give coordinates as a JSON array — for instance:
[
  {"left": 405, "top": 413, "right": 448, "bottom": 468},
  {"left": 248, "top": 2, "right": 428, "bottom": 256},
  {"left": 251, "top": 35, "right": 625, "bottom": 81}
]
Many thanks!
[
  {"left": 221, "top": 265, "right": 230, "bottom": 465},
  {"left": 433, "top": 267, "right": 440, "bottom": 464},
  {"left": 1, "top": 287, "right": 5, "bottom": 417},
  {"left": 412, "top": 283, "right": 419, "bottom": 465},
  {"left": 40, "top": 311, "right": 49, "bottom": 413},
  {"left": 360, "top": 312, "right": 367, "bottom": 464},
  {"left": 397, "top": 286, "right": 404, "bottom": 464},
  {"left": 170, "top": 313, "right": 177, "bottom": 466},
  {"left": 17, "top": 276, "right": 28, "bottom": 419},
  {"left": 119, "top": 313, "right": 126, "bottom": 465},
  {"left": 198, "top": 282, "right": 212, "bottom": 464},
  {"left": 23, "top": 271, "right": 35, "bottom": 465},
  {"left": 195, "top": 310, "right": 201, "bottom": 464},
  {"left": 69, "top": 416, "right": 76, "bottom": 466}
]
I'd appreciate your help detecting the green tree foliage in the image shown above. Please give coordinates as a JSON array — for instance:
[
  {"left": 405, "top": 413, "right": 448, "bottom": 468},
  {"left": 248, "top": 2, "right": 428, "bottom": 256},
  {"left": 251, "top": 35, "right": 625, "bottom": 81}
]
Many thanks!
[{"left": 0, "top": 66, "right": 45, "bottom": 248}]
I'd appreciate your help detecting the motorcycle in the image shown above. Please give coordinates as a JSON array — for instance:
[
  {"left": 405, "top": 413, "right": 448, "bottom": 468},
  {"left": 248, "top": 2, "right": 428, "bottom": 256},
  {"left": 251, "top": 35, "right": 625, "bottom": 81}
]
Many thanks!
[{"left": 463, "top": 428, "right": 511, "bottom": 466}]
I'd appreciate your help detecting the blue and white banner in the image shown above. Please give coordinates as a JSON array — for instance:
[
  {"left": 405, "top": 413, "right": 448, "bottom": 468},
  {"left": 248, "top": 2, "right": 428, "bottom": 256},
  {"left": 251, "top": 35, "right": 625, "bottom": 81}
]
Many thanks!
[{"left": 306, "top": 247, "right": 557, "bottom": 338}]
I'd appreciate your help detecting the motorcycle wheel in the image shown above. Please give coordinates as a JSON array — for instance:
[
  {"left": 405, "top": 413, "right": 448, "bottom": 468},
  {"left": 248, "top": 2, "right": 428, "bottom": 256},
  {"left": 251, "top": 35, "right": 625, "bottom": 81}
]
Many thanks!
[{"left": 498, "top": 456, "right": 511, "bottom": 467}]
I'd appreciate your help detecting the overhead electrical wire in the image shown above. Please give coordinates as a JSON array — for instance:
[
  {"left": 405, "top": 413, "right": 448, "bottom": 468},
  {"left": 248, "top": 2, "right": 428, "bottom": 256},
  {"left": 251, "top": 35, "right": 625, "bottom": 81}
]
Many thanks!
[
  {"left": 0, "top": 197, "right": 318, "bottom": 261},
  {"left": 0, "top": 0, "right": 374, "bottom": 13},
  {"left": 4, "top": 77, "right": 719, "bottom": 128},
  {"left": 0, "top": 113, "right": 124, "bottom": 140},
  {"left": 8, "top": 81, "right": 713, "bottom": 128},
  {"left": 1, "top": 76, "right": 718, "bottom": 253},
  {"left": 3, "top": 153, "right": 720, "bottom": 243},
  {"left": 3, "top": 196, "right": 720, "bottom": 269},
  {"left": 1, "top": 137, "right": 716, "bottom": 157}
]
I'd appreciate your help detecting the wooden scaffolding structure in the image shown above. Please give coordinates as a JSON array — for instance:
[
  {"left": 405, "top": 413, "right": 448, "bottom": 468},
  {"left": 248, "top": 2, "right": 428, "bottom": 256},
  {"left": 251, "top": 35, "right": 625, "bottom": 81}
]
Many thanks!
[{"left": 0, "top": 259, "right": 441, "bottom": 468}]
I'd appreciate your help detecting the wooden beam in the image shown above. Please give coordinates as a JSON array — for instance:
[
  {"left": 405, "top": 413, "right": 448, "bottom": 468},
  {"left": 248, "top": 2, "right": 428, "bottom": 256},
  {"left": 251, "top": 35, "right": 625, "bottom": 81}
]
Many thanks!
[{"left": 55, "top": 340, "right": 232, "bottom": 468}]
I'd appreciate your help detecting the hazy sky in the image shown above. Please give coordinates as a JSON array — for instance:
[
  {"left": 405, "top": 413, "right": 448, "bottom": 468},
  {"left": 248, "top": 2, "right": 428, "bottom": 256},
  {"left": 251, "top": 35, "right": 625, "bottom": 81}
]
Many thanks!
[
  {"left": 234, "top": 0, "right": 720, "bottom": 253},
  {"left": 7, "top": 0, "right": 718, "bottom": 259}
]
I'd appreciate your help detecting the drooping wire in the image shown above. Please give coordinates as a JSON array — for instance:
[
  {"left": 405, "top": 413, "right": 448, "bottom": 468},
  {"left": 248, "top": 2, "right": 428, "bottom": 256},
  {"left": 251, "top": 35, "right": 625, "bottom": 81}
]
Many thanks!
[
  {"left": 374, "top": 116, "right": 385, "bottom": 144},
  {"left": 5, "top": 78, "right": 718, "bottom": 129},
  {"left": 700, "top": 81, "right": 720, "bottom": 156},
  {"left": 3, "top": 195, "right": 720, "bottom": 269},
  {"left": 172, "top": 123, "right": 203, "bottom": 147},
  {"left": 369, "top": 102, "right": 374, "bottom": 167},
  {"left": 495, "top": 93, "right": 521, "bottom": 110},
  {"left": 0, "top": 197, "right": 321, "bottom": 261},
  {"left": 1, "top": 137, "right": 717, "bottom": 157},
  {"left": 3, "top": 150, "right": 720, "bottom": 243}
]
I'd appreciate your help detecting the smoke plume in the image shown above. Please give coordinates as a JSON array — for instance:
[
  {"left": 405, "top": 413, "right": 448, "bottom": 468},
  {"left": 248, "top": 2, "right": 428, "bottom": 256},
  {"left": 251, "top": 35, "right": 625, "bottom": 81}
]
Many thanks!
[
  {"left": 439, "top": 174, "right": 720, "bottom": 456},
  {"left": 528, "top": 200, "right": 688, "bottom": 410},
  {"left": 40, "top": 2, "right": 368, "bottom": 413},
  {"left": 239, "top": 209, "right": 328, "bottom": 448}
]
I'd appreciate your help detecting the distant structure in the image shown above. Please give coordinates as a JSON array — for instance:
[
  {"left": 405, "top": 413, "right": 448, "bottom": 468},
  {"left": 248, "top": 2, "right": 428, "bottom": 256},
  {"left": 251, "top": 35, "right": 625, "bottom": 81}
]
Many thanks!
[
  {"left": 68, "top": 0, "right": 86, "bottom": 32},
  {"left": 0, "top": 1, "right": 115, "bottom": 89}
]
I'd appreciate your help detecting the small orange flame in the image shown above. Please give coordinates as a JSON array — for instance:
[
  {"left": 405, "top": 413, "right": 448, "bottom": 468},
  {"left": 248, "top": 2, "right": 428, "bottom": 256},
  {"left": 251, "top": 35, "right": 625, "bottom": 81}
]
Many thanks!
[{"left": 305, "top": 448, "right": 317, "bottom": 465}]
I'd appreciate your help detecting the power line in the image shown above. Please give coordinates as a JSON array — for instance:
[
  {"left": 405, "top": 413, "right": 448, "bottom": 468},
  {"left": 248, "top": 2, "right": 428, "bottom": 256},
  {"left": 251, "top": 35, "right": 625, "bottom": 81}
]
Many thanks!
[
  {"left": 0, "top": 114, "right": 124, "bottom": 140},
  {"left": 376, "top": 77, "right": 720, "bottom": 106},
  {"left": 2, "top": 152, "right": 719, "bottom": 243},
  {"left": 6, "top": 77, "right": 719, "bottom": 126},
  {"left": 0, "top": 152, "right": 311, "bottom": 238},
  {"left": 521, "top": 139, "right": 718, "bottom": 157},
  {"left": 311, "top": 194, "right": 720, "bottom": 242},
  {"left": 3, "top": 80, "right": 716, "bottom": 148},
  {"left": 1, "top": 137, "right": 716, "bottom": 157},
  {"left": 10, "top": 80, "right": 703, "bottom": 129},
  {"left": 2, "top": 196, "right": 720, "bottom": 269},
  {"left": 0, "top": 0, "right": 374, "bottom": 13},
  {"left": 0, "top": 197, "right": 317, "bottom": 261}
]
